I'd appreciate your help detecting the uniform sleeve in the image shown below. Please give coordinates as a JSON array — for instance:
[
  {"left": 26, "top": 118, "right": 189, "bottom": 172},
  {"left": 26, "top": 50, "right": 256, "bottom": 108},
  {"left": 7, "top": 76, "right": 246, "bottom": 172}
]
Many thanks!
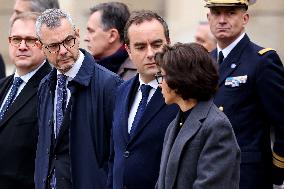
[{"left": 256, "top": 50, "right": 284, "bottom": 184}]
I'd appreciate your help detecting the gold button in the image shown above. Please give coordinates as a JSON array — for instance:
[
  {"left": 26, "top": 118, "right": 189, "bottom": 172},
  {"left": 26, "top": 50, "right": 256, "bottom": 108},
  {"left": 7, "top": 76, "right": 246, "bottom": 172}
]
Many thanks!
[{"left": 219, "top": 106, "right": 224, "bottom": 112}]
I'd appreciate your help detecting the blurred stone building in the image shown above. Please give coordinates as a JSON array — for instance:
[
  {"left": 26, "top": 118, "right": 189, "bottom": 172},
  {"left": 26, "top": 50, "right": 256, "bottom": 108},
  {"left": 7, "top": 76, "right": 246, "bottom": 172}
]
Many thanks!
[{"left": 1, "top": 0, "right": 283, "bottom": 75}]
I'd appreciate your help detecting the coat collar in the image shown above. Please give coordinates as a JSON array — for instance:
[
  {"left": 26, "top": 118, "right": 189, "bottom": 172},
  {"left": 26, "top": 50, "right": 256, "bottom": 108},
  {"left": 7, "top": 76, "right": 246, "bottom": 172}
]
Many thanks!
[
  {"left": 45, "top": 49, "right": 96, "bottom": 93},
  {"left": 163, "top": 99, "right": 214, "bottom": 188}
]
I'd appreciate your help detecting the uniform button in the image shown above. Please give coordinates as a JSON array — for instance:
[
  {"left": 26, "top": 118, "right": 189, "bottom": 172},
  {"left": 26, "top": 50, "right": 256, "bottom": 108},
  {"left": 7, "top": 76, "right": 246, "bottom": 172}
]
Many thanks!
[
  {"left": 219, "top": 106, "right": 224, "bottom": 112},
  {"left": 124, "top": 151, "right": 130, "bottom": 158},
  {"left": 54, "top": 154, "right": 57, "bottom": 160}
]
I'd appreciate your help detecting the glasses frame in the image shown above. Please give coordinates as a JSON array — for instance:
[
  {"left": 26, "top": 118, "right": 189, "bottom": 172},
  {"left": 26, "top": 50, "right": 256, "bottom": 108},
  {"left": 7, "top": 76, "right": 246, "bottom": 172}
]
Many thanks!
[
  {"left": 8, "top": 36, "right": 39, "bottom": 48},
  {"left": 42, "top": 35, "right": 77, "bottom": 54},
  {"left": 155, "top": 72, "right": 166, "bottom": 84}
]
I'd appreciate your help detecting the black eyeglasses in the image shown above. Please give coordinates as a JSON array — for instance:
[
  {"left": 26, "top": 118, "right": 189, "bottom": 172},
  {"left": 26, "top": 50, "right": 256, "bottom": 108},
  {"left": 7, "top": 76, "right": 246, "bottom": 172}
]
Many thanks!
[
  {"left": 155, "top": 72, "right": 166, "bottom": 84},
  {"left": 42, "top": 35, "right": 76, "bottom": 54},
  {"left": 9, "top": 36, "right": 38, "bottom": 48}
]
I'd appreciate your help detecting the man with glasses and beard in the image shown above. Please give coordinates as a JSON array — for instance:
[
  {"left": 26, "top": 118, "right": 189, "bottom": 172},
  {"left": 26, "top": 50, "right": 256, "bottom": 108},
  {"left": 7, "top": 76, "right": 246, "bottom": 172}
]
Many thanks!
[{"left": 34, "top": 9, "right": 122, "bottom": 189}]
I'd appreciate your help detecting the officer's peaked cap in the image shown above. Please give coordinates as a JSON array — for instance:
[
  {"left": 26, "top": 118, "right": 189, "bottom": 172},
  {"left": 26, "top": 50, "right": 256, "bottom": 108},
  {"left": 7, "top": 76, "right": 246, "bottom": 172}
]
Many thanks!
[{"left": 205, "top": 0, "right": 256, "bottom": 7}]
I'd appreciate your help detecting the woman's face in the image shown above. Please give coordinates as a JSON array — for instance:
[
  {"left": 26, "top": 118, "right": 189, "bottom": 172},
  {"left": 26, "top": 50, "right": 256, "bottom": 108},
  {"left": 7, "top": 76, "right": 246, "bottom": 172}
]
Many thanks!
[{"left": 159, "top": 69, "right": 179, "bottom": 105}]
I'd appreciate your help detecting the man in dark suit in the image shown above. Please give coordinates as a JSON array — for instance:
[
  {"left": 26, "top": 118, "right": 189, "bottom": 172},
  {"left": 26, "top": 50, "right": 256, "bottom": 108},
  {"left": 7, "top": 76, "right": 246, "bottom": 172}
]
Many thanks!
[
  {"left": 0, "top": 12, "right": 51, "bottom": 189},
  {"left": 108, "top": 10, "right": 178, "bottom": 189},
  {"left": 0, "top": 54, "right": 5, "bottom": 79},
  {"left": 205, "top": 0, "right": 284, "bottom": 188},
  {"left": 34, "top": 9, "right": 122, "bottom": 189}
]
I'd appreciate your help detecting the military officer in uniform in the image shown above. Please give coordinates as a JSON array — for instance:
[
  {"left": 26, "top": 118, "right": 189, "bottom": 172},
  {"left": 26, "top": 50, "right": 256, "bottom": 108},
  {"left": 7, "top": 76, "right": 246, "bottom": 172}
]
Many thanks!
[{"left": 205, "top": 0, "right": 284, "bottom": 188}]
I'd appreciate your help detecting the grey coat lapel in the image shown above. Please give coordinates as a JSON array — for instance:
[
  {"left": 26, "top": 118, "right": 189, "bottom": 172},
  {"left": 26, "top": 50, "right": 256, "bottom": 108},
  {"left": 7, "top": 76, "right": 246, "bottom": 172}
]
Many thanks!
[{"left": 165, "top": 100, "right": 213, "bottom": 189}]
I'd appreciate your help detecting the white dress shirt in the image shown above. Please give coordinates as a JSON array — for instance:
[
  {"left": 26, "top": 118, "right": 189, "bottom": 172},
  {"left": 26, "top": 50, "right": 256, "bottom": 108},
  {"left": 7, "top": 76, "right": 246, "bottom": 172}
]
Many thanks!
[{"left": 127, "top": 76, "right": 159, "bottom": 133}]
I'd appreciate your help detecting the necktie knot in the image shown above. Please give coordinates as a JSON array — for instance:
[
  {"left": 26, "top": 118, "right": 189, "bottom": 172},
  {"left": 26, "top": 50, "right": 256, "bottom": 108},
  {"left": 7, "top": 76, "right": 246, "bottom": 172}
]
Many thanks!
[
  {"left": 218, "top": 51, "right": 224, "bottom": 64},
  {"left": 13, "top": 77, "right": 23, "bottom": 87},
  {"left": 140, "top": 84, "right": 152, "bottom": 98},
  {"left": 57, "top": 74, "right": 67, "bottom": 88}
]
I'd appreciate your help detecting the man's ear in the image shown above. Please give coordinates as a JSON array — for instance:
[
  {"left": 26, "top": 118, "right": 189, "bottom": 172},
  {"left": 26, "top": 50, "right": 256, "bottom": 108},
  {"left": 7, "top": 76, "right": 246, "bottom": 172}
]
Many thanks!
[
  {"left": 35, "top": 41, "right": 42, "bottom": 49},
  {"left": 125, "top": 43, "right": 132, "bottom": 59},
  {"left": 75, "top": 28, "right": 80, "bottom": 38},
  {"left": 108, "top": 28, "right": 119, "bottom": 43}
]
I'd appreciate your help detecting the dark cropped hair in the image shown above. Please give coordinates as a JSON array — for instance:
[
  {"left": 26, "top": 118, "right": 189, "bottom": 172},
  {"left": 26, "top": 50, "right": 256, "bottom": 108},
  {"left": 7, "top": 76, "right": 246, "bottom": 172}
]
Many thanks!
[
  {"left": 155, "top": 43, "right": 219, "bottom": 101},
  {"left": 90, "top": 2, "right": 130, "bottom": 42},
  {"left": 124, "top": 10, "right": 170, "bottom": 46}
]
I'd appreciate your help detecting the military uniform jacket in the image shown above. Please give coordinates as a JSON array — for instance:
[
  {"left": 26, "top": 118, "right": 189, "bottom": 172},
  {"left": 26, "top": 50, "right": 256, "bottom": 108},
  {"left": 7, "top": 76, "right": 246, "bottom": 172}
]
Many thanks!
[{"left": 212, "top": 34, "right": 284, "bottom": 189}]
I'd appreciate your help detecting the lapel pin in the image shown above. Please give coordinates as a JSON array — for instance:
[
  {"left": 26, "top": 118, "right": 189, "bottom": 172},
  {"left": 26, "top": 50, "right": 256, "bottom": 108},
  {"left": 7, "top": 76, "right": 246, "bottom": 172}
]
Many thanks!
[{"left": 231, "top": 64, "right": 236, "bottom": 69}]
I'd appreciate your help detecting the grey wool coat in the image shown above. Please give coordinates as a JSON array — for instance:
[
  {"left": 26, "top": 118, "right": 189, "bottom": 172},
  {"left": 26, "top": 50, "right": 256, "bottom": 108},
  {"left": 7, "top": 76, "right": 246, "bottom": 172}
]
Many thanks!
[{"left": 156, "top": 99, "right": 240, "bottom": 189}]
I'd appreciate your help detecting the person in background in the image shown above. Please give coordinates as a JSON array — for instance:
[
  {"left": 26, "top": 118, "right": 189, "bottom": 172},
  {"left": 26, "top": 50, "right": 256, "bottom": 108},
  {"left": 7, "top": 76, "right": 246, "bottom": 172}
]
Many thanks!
[
  {"left": 34, "top": 9, "right": 122, "bottom": 189},
  {"left": 194, "top": 21, "right": 216, "bottom": 52},
  {"left": 155, "top": 42, "right": 240, "bottom": 189},
  {"left": 205, "top": 0, "right": 284, "bottom": 188},
  {"left": 0, "top": 54, "right": 5, "bottom": 79},
  {"left": 10, "top": 0, "right": 59, "bottom": 22},
  {"left": 108, "top": 10, "right": 178, "bottom": 189},
  {"left": 0, "top": 12, "right": 51, "bottom": 189},
  {"left": 84, "top": 2, "right": 136, "bottom": 80}
]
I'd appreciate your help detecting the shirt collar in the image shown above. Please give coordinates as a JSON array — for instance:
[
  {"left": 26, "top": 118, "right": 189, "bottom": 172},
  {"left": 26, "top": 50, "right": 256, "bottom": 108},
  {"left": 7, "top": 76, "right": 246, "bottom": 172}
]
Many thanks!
[
  {"left": 14, "top": 60, "right": 46, "bottom": 83},
  {"left": 217, "top": 33, "right": 245, "bottom": 59},
  {"left": 57, "top": 50, "right": 85, "bottom": 81},
  {"left": 138, "top": 75, "right": 158, "bottom": 90}
]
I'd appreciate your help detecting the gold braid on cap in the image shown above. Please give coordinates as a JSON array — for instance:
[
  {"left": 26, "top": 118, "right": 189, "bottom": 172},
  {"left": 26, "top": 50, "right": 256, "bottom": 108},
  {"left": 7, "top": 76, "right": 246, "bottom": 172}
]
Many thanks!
[{"left": 205, "top": 0, "right": 255, "bottom": 7}]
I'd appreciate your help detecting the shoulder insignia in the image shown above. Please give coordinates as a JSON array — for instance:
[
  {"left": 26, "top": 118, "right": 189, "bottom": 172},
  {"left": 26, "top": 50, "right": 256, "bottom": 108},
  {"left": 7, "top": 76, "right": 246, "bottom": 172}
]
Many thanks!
[
  {"left": 258, "top": 48, "right": 275, "bottom": 55},
  {"left": 273, "top": 152, "right": 284, "bottom": 168}
]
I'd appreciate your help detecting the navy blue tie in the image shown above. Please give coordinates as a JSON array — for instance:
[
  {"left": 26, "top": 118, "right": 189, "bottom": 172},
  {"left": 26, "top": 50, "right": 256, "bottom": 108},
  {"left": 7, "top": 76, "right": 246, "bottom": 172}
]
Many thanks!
[
  {"left": 0, "top": 77, "right": 23, "bottom": 120},
  {"left": 218, "top": 51, "right": 224, "bottom": 64},
  {"left": 130, "top": 84, "right": 152, "bottom": 136},
  {"left": 55, "top": 74, "right": 67, "bottom": 137}
]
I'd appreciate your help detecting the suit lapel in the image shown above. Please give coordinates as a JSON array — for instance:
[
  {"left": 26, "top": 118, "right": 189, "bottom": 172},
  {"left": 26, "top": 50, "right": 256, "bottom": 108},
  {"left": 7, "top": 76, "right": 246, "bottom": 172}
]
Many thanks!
[
  {"left": 158, "top": 116, "right": 179, "bottom": 188},
  {"left": 0, "top": 62, "right": 51, "bottom": 127},
  {"left": 218, "top": 34, "right": 250, "bottom": 86},
  {"left": 121, "top": 76, "right": 139, "bottom": 142},
  {"left": 0, "top": 76, "right": 13, "bottom": 105},
  {"left": 129, "top": 87, "right": 165, "bottom": 141},
  {"left": 165, "top": 100, "right": 213, "bottom": 188}
]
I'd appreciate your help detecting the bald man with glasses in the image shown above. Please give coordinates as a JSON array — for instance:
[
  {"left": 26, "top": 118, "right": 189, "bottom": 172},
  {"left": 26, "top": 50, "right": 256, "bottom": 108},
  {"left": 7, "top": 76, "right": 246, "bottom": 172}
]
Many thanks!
[{"left": 0, "top": 12, "right": 51, "bottom": 189}]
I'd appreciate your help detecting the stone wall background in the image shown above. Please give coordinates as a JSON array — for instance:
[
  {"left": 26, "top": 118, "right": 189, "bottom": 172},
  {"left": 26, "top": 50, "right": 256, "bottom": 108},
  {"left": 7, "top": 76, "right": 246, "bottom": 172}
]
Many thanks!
[{"left": 1, "top": 0, "right": 283, "bottom": 75}]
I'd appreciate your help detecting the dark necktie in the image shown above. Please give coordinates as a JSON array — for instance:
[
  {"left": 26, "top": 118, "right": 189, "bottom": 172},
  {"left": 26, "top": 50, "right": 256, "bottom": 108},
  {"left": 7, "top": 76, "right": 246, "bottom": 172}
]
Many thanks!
[
  {"left": 55, "top": 74, "right": 67, "bottom": 137},
  {"left": 49, "top": 74, "right": 67, "bottom": 189},
  {"left": 0, "top": 77, "right": 23, "bottom": 120},
  {"left": 218, "top": 51, "right": 224, "bottom": 64},
  {"left": 130, "top": 84, "right": 152, "bottom": 136}
]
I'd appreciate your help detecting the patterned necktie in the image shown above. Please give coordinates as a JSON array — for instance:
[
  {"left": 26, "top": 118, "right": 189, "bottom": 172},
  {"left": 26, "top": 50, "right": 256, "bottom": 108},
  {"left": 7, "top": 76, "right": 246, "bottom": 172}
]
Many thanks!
[
  {"left": 55, "top": 74, "right": 67, "bottom": 137},
  {"left": 0, "top": 77, "right": 23, "bottom": 120},
  {"left": 130, "top": 84, "right": 152, "bottom": 136},
  {"left": 218, "top": 51, "right": 224, "bottom": 64}
]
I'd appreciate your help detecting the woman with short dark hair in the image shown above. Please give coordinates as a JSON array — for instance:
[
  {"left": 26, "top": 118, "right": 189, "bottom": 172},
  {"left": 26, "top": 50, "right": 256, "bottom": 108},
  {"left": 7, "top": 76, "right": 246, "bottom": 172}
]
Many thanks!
[{"left": 155, "top": 43, "right": 240, "bottom": 189}]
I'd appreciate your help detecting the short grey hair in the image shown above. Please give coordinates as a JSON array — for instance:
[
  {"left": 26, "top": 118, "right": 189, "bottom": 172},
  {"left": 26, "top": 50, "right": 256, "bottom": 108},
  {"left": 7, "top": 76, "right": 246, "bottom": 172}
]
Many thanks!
[
  {"left": 35, "top": 8, "right": 75, "bottom": 40},
  {"left": 25, "top": 0, "right": 60, "bottom": 13}
]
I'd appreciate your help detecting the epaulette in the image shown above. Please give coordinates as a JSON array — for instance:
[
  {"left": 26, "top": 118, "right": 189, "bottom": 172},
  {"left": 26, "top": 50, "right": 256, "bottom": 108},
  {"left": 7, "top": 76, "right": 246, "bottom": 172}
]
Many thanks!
[
  {"left": 273, "top": 151, "right": 284, "bottom": 168},
  {"left": 258, "top": 48, "right": 275, "bottom": 55}
]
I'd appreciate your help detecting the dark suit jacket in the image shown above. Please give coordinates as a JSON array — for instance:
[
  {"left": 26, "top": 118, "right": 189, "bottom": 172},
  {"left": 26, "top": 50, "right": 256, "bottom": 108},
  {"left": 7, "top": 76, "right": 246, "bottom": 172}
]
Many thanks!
[
  {"left": 108, "top": 75, "right": 178, "bottom": 189},
  {"left": 0, "top": 54, "right": 6, "bottom": 79},
  {"left": 212, "top": 34, "right": 284, "bottom": 189},
  {"left": 156, "top": 100, "right": 240, "bottom": 189},
  {"left": 0, "top": 62, "right": 51, "bottom": 189}
]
